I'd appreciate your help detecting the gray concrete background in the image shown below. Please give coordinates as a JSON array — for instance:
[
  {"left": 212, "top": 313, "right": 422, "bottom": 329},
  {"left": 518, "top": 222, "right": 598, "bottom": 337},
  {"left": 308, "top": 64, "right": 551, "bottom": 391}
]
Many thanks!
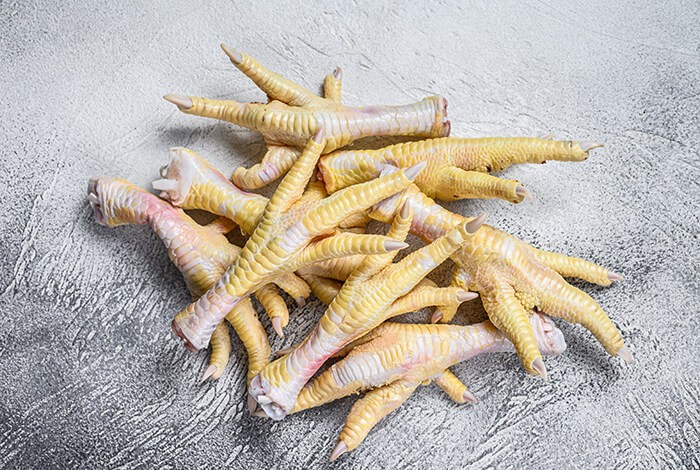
[{"left": 1, "top": 1, "right": 698, "bottom": 468}]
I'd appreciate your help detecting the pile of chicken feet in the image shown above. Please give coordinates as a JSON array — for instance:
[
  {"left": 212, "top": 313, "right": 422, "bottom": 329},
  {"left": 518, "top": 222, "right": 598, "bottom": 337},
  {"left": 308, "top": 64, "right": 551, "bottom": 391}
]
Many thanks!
[{"left": 88, "top": 45, "right": 632, "bottom": 461}]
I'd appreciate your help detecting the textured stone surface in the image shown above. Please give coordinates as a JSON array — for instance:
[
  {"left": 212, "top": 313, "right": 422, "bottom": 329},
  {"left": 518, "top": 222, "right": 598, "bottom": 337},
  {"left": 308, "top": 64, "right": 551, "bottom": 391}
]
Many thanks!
[{"left": 1, "top": 1, "right": 699, "bottom": 468}]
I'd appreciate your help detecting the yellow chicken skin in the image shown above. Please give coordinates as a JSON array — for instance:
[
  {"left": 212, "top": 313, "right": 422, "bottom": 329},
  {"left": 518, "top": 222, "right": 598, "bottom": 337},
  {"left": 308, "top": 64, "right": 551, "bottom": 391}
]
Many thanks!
[
  {"left": 248, "top": 202, "right": 485, "bottom": 420},
  {"left": 153, "top": 146, "right": 391, "bottom": 338},
  {"left": 166, "top": 132, "right": 429, "bottom": 352},
  {"left": 151, "top": 149, "right": 488, "bottom": 415},
  {"left": 151, "top": 146, "right": 477, "bottom": 367},
  {"left": 82, "top": 44, "right": 639, "bottom": 462},
  {"left": 286, "top": 313, "right": 566, "bottom": 460},
  {"left": 317, "top": 171, "right": 631, "bottom": 377},
  {"left": 87, "top": 177, "right": 270, "bottom": 383},
  {"left": 163, "top": 45, "right": 450, "bottom": 189},
  {"left": 154, "top": 146, "right": 305, "bottom": 338},
  {"left": 318, "top": 136, "right": 602, "bottom": 203}
]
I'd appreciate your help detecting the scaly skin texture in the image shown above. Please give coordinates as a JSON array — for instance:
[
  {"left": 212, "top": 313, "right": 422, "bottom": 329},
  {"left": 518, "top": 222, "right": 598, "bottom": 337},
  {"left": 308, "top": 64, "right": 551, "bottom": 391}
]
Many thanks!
[
  {"left": 155, "top": 145, "right": 311, "bottom": 327},
  {"left": 153, "top": 146, "right": 269, "bottom": 236},
  {"left": 87, "top": 177, "right": 270, "bottom": 383},
  {"left": 163, "top": 45, "right": 449, "bottom": 189},
  {"left": 153, "top": 146, "right": 373, "bottom": 335},
  {"left": 318, "top": 136, "right": 603, "bottom": 203},
  {"left": 248, "top": 203, "right": 485, "bottom": 420},
  {"left": 317, "top": 160, "right": 618, "bottom": 381},
  {"left": 167, "top": 133, "right": 428, "bottom": 352},
  {"left": 316, "top": 164, "right": 632, "bottom": 376},
  {"left": 288, "top": 313, "right": 566, "bottom": 460},
  {"left": 297, "top": 273, "right": 344, "bottom": 306},
  {"left": 270, "top": 276, "right": 450, "bottom": 360}
]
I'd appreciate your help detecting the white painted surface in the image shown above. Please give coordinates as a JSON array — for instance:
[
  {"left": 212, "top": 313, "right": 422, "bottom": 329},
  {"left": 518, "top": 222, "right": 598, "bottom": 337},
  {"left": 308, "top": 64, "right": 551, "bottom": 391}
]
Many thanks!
[{"left": 1, "top": 1, "right": 698, "bottom": 467}]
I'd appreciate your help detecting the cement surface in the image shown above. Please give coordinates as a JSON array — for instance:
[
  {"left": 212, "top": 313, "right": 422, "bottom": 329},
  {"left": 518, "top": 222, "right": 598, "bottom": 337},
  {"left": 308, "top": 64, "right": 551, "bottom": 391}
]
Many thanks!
[{"left": 1, "top": 1, "right": 698, "bottom": 468}]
